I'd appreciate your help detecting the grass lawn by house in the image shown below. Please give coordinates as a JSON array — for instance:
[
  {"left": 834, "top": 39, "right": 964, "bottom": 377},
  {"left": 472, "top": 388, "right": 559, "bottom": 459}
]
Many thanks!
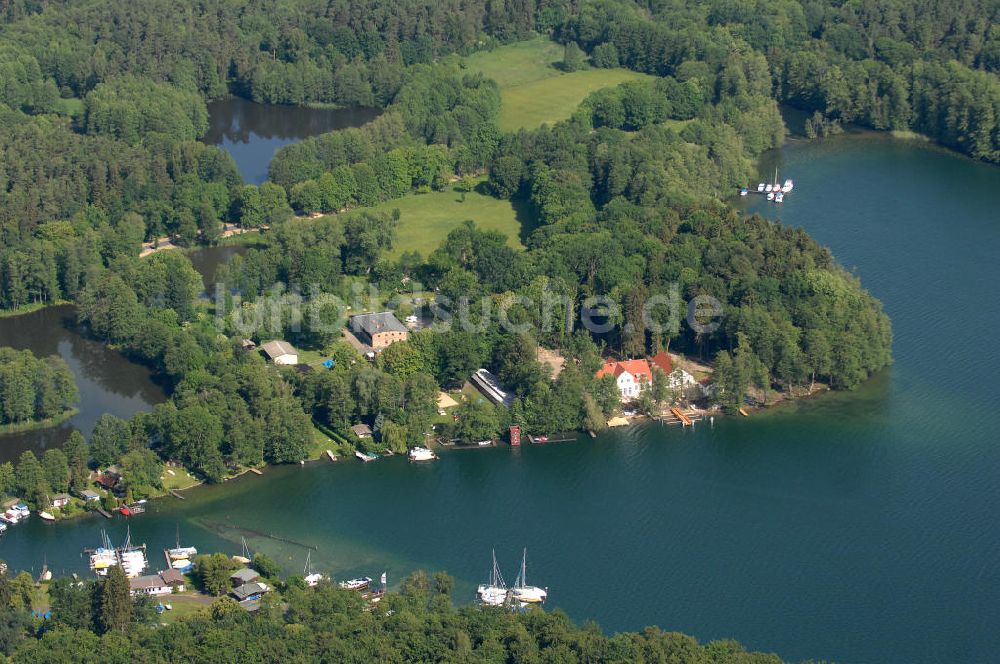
[
  {"left": 464, "top": 38, "right": 654, "bottom": 131},
  {"left": 343, "top": 180, "right": 530, "bottom": 258}
]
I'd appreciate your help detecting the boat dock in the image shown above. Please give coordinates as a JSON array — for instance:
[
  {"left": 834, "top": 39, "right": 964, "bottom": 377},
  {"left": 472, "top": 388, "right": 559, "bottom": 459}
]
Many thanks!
[
  {"left": 249, "top": 467, "right": 263, "bottom": 475},
  {"left": 325, "top": 450, "right": 338, "bottom": 462},
  {"left": 655, "top": 408, "right": 704, "bottom": 427},
  {"left": 670, "top": 407, "right": 693, "bottom": 426},
  {"left": 167, "top": 489, "right": 186, "bottom": 500},
  {"left": 95, "top": 508, "right": 113, "bottom": 519}
]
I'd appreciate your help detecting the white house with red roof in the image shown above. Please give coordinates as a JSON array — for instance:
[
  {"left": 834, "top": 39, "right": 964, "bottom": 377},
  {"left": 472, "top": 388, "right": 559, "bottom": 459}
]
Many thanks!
[{"left": 595, "top": 351, "right": 680, "bottom": 401}]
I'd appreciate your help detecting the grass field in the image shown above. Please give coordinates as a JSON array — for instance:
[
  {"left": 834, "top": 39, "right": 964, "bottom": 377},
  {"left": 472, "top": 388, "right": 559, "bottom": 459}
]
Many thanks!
[
  {"left": 464, "top": 38, "right": 654, "bottom": 131},
  {"left": 344, "top": 180, "right": 532, "bottom": 258}
]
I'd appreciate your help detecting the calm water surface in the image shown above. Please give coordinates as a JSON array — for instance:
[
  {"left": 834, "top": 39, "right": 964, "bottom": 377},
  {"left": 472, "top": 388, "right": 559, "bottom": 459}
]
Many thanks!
[
  {"left": 0, "top": 306, "right": 166, "bottom": 462},
  {"left": 203, "top": 98, "right": 380, "bottom": 184},
  {"left": 2, "top": 134, "right": 999, "bottom": 664}
]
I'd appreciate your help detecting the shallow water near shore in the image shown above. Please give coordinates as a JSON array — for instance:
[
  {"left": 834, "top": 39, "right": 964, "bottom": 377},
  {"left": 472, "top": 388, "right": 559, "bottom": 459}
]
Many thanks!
[{"left": 2, "top": 132, "right": 1000, "bottom": 663}]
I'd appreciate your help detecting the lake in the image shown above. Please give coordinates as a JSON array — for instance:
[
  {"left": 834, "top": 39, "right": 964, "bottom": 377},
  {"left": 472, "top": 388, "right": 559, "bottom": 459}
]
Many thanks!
[
  {"left": 2, "top": 132, "right": 999, "bottom": 664},
  {"left": 0, "top": 305, "right": 167, "bottom": 463},
  {"left": 203, "top": 97, "right": 381, "bottom": 184}
]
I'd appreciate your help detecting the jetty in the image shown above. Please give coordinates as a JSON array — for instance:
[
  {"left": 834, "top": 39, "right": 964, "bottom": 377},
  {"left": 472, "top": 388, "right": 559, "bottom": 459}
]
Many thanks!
[
  {"left": 167, "top": 489, "right": 186, "bottom": 500},
  {"left": 325, "top": 449, "right": 338, "bottom": 462},
  {"left": 95, "top": 508, "right": 113, "bottom": 519},
  {"left": 670, "top": 407, "right": 693, "bottom": 426},
  {"left": 248, "top": 467, "right": 263, "bottom": 475},
  {"left": 355, "top": 450, "right": 378, "bottom": 462}
]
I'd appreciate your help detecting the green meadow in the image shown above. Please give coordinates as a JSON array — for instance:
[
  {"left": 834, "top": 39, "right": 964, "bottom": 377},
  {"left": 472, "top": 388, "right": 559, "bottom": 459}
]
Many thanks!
[
  {"left": 464, "top": 38, "right": 654, "bottom": 131},
  {"left": 342, "top": 180, "right": 531, "bottom": 259}
]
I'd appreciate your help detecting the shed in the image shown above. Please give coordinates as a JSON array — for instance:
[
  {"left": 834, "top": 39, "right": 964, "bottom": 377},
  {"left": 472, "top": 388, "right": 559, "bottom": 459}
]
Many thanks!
[
  {"left": 230, "top": 568, "right": 260, "bottom": 586},
  {"left": 79, "top": 489, "right": 101, "bottom": 502},
  {"left": 260, "top": 340, "right": 298, "bottom": 365},
  {"left": 351, "top": 424, "right": 373, "bottom": 439}
]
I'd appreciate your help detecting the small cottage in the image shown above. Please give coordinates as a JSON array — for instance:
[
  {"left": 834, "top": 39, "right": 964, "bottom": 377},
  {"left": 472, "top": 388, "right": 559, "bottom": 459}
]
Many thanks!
[
  {"left": 231, "top": 582, "right": 269, "bottom": 602},
  {"left": 260, "top": 340, "right": 298, "bottom": 365},
  {"left": 351, "top": 424, "right": 373, "bottom": 439},
  {"left": 230, "top": 568, "right": 260, "bottom": 587},
  {"left": 79, "top": 489, "right": 101, "bottom": 502},
  {"left": 51, "top": 494, "right": 71, "bottom": 509}
]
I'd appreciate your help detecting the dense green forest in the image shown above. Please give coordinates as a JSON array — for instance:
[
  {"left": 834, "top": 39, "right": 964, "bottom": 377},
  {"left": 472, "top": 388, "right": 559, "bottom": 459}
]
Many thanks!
[
  {"left": 17, "top": 0, "right": 997, "bottom": 493},
  {"left": 0, "top": 348, "right": 77, "bottom": 427},
  {"left": 0, "top": 563, "right": 791, "bottom": 663}
]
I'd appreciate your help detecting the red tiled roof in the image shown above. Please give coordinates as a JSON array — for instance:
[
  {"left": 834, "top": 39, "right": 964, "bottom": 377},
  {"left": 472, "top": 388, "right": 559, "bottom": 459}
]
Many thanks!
[
  {"left": 650, "top": 351, "right": 673, "bottom": 375},
  {"left": 596, "top": 359, "right": 652, "bottom": 383}
]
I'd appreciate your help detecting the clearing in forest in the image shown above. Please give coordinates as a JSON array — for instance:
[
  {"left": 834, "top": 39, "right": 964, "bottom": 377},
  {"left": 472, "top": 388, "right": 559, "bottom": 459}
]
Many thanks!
[{"left": 464, "top": 38, "right": 654, "bottom": 131}]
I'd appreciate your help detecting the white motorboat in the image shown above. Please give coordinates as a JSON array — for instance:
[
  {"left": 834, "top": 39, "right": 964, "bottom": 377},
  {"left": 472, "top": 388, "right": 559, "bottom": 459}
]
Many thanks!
[
  {"left": 781, "top": 178, "right": 794, "bottom": 192},
  {"left": 408, "top": 447, "right": 437, "bottom": 462},
  {"left": 339, "top": 576, "right": 372, "bottom": 591},
  {"left": 477, "top": 549, "right": 508, "bottom": 606},
  {"left": 774, "top": 192, "right": 784, "bottom": 203},
  {"left": 510, "top": 549, "right": 547, "bottom": 605},
  {"left": 39, "top": 511, "right": 56, "bottom": 522},
  {"left": 764, "top": 183, "right": 773, "bottom": 192},
  {"left": 756, "top": 183, "right": 765, "bottom": 192},
  {"left": 766, "top": 192, "right": 775, "bottom": 201}
]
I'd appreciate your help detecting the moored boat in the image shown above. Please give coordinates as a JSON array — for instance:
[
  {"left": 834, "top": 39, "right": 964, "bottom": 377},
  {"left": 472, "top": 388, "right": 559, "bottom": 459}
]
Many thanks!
[
  {"left": 781, "top": 178, "right": 794, "bottom": 192},
  {"left": 39, "top": 511, "right": 56, "bottom": 521},
  {"left": 339, "top": 576, "right": 372, "bottom": 591},
  {"left": 511, "top": 549, "right": 547, "bottom": 605},
  {"left": 304, "top": 551, "right": 325, "bottom": 587},
  {"left": 168, "top": 546, "right": 198, "bottom": 560},
  {"left": 757, "top": 183, "right": 765, "bottom": 192},
  {"left": 739, "top": 187, "right": 748, "bottom": 196},
  {"left": 775, "top": 192, "right": 784, "bottom": 203},
  {"left": 477, "top": 549, "right": 508, "bottom": 607},
  {"left": 408, "top": 446, "right": 437, "bottom": 462},
  {"left": 767, "top": 192, "right": 775, "bottom": 201},
  {"left": 232, "top": 536, "right": 252, "bottom": 565},
  {"left": 355, "top": 450, "right": 378, "bottom": 462}
]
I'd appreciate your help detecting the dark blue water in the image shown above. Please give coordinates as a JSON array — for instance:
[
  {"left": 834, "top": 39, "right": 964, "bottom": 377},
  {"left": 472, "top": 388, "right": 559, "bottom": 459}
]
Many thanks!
[
  {"left": 203, "top": 98, "right": 380, "bottom": 184},
  {"left": 2, "top": 133, "right": 998, "bottom": 664}
]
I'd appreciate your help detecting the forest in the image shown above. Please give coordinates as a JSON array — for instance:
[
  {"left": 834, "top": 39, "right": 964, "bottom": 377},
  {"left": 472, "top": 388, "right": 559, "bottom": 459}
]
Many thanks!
[
  {"left": 0, "top": 562, "right": 791, "bottom": 663},
  {"left": 16, "top": 0, "right": 1000, "bottom": 494},
  {"left": 0, "top": 348, "right": 77, "bottom": 428}
]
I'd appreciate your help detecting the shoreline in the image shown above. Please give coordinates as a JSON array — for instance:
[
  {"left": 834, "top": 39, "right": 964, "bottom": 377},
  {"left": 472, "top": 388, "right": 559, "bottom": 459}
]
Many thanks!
[{"left": 0, "top": 408, "right": 79, "bottom": 436}]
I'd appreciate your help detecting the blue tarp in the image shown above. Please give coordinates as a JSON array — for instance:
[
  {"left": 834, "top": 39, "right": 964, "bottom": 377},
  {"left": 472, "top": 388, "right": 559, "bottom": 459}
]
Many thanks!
[{"left": 321, "top": 359, "right": 335, "bottom": 368}]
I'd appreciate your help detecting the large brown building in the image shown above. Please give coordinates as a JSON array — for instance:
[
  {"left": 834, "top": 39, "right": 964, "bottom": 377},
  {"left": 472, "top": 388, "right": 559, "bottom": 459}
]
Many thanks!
[{"left": 350, "top": 312, "right": 408, "bottom": 350}]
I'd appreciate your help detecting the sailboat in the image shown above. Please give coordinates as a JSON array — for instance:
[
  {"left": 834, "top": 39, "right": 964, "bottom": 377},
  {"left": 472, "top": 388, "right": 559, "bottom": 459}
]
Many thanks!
[
  {"left": 304, "top": 551, "right": 325, "bottom": 587},
  {"left": 168, "top": 524, "right": 198, "bottom": 562},
  {"left": 476, "top": 549, "right": 508, "bottom": 606},
  {"left": 510, "top": 548, "right": 547, "bottom": 604},
  {"left": 232, "top": 536, "right": 252, "bottom": 565}
]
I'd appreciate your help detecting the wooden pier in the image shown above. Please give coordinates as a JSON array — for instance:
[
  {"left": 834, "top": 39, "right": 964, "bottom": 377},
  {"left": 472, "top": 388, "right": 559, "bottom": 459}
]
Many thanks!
[
  {"left": 670, "top": 407, "right": 693, "bottom": 426},
  {"left": 248, "top": 467, "right": 263, "bottom": 475},
  {"left": 95, "top": 508, "right": 113, "bottom": 519},
  {"left": 167, "top": 489, "right": 185, "bottom": 500}
]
